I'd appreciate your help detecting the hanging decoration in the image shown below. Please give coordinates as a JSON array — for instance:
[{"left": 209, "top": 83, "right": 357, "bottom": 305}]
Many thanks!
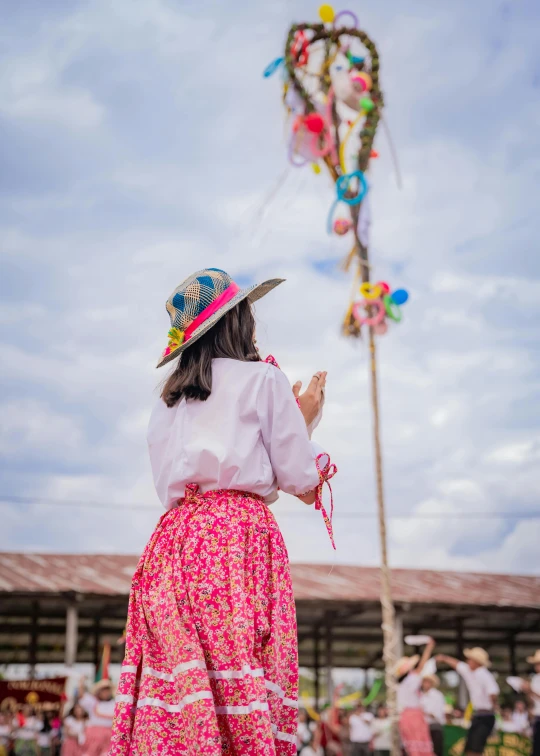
[
  {"left": 263, "top": 4, "right": 409, "bottom": 339},
  {"left": 265, "top": 10, "right": 403, "bottom": 755}
]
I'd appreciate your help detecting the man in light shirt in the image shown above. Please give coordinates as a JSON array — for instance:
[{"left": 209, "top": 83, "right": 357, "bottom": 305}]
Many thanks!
[
  {"left": 421, "top": 675, "right": 446, "bottom": 756},
  {"left": 348, "top": 702, "right": 374, "bottom": 756},
  {"left": 436, "top": 648, "right": 499, "bottom": 756},
  {"left": 512, "top": 700, "right": 530, "bottom": 735},
  {"left": 371, "top": 705, "right": 391, "bottom": 756}
]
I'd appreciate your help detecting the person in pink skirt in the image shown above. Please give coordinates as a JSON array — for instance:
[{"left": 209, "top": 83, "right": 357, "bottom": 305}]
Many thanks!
[
  {"left": 109, "top": 268, "right": 337, "bottom": 756},
  {"left": 396, "top": 638, "right": 436, "bottom": 756},
  {"left": 79, "top": 680, "right": 114, "bottom": 756},
  {"left": 61, "top": 704, "right": 87, "bottom": 756}
]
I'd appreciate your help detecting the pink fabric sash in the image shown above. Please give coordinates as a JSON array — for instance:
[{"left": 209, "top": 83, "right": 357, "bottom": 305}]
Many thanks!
[{"left": 184, "top": 282, "right": 240, "bottom": 343}]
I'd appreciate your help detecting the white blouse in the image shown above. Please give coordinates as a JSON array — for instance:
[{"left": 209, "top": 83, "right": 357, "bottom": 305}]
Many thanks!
[
  {"left": 397, "top": 673, "right": 422, "bottom": 712},
  {"left": 148, "top": 358, "right": 325, "bottom": 508},
  {"left": 80, "top": 694, "right": 115, "bottom": 728}
]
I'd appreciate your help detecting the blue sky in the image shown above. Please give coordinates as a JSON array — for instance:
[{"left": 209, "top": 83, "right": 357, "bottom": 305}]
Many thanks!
[{"left": 1, "top": 0, "right": 540, "bottom": 573}]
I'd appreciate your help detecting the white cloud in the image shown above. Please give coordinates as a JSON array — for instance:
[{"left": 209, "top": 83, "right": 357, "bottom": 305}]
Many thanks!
[{"left": 0, "top": 0, "right": 539, "bottom": 574}]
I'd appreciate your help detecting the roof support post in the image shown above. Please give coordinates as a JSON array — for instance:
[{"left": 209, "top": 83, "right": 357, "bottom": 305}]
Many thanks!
[
  {"left": 65, "top": 604, "right": 78, "bottom": 667},
  {"left": 325, "top": 615, "right": 333, "bottom": 703},
  {"left": 509, "top": 634, "right": 517, "bottom": 676},
  {"left": 314, "top": 625, "right": 320, "bottom": 712},
  {"left": 28, "top": 600, "right": 39, "bottom": 678},
  {"left": 93, "top": 616, "right": 101, "bottom": 674}
]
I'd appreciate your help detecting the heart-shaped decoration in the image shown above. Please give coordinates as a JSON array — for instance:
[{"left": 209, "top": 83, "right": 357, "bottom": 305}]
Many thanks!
[{"left": 283, "top": 20, "right": 383, "bottom": 178}]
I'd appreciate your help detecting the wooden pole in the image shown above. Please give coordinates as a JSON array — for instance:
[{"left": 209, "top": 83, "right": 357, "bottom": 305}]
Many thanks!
[
  {"left": 368, "top": 327, "right": 399, "bottom": 756},
  {"left": 353, "top": 221, "right": 398, "bottom": 754}
]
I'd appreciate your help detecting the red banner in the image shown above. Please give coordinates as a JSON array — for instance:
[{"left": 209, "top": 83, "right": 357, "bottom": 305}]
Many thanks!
[{"left": 0, "top": 678, "right": 67, "bottom": 713}]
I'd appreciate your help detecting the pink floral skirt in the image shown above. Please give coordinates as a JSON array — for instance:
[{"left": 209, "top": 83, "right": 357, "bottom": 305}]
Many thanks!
[
  {"left": 62, "top": 737, "right": 84, "bottom": 756},
  {"left": 84, "top": 727, "right": 111, "bottom": 756},
  {"left": 109, "top": 486, "right": 298, "bottom": 756},
  {"left": 399, "top": 708, "right": 434, "bottom": 756}
]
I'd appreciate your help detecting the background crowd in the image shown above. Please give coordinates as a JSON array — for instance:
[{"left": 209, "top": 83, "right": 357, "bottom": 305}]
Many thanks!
[
  {"left": 297, "top": 677, "right": 537, "bottom": 756},
  {"left": 0, "top": 678, "right": 114, "bottom": 756}
]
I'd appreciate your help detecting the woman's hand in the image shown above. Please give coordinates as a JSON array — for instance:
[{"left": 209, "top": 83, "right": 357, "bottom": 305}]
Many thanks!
[{"left": 293, "top": 371, "right": 327, "bottom": 427}]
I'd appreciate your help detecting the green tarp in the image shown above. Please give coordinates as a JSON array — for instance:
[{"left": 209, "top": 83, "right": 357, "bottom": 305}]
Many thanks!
[{"left": 444, "top": 725, "right": 532, "bottom": 756}]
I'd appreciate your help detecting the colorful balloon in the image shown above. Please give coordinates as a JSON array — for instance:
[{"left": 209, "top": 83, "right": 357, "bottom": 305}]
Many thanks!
[
  {"left": 333, "top": 218, "right": 352, "bottom": 235},
  {"left": 360, "top": 282, "right": 382, "bottom": 300},
  {"left": 353, "top": 298, "right": 385, "bottom": 327},
  {"left": 391, "top": 288, "right": 409, "bottom": 305},
  {"left": 263, "top": 57, "right": 284, "bottom": 78},
  {"left": 383, "top": 294, "right": 402, "bottom": 322},
  {"left": 318, "top": 4, "right": 335, "bottom": 23},
  {"left": 336, "top": 171, "right": 368, "bottom": 206},
  {"left": 333, "top": 9, "right": 359, "bottom": 28},
  {"left": 360, "top": 97, "right": 375, "bottom": 112},
  {"left": 304, "top": 113, "right": 325, "bottom": 134},
  {"left": 352, "top": 72, "right": 372, "bottom": 92}
]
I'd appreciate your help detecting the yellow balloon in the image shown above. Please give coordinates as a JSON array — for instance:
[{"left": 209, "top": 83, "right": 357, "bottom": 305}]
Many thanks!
[
  {"left": 319, "top": 4, "right": 335, "bottom": 23},
  {"left": 311, "top": 162, "right": 321, "bottom": 174},
  {"left": 360, "top": 282, "right": 382, "bottom": 300}
]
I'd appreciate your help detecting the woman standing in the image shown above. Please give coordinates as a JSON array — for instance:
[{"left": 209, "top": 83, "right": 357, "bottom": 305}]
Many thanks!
[
  {"left": 79, "top": 680, "right": 114, "bottom": 756},
  {"left": 61, "top": 704, "right": 87, "bottom": 756},
  {"left": 109, "top": 269, "right": 337, "bottom": 756},
  {"left": 396, "top": 638, "right": 436, "bottom": 756}
]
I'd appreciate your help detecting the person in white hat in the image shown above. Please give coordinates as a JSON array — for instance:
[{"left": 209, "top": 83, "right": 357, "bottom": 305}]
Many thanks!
[
  {"left": 78, "top": 678, "right": 115, "bottom": 756},
  {"left": 523, "top": 650, "right": 540, "bottom": 756},
  {"left": 421, "top": 675, "right": 445, "bottom": 756},
  {"left": 396, "top": 637, "right": 436, "bottom": 756},
  {"left": 436, "top": 648, "right": 499, "bottom": 756}
]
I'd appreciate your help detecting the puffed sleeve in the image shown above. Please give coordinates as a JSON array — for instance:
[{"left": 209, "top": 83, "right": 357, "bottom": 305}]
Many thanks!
[{"left": 257, "top": 365, "right": 322, "bottom": 496}]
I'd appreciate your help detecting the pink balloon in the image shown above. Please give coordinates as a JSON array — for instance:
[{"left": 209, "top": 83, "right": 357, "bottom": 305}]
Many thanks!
[{"left": 353, "top": 298, "right": 385, "bottom": 327}]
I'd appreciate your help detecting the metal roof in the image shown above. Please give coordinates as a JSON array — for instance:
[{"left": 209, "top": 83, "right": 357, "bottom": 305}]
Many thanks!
[{"left": 0, "top": 554, "right": 538, "bottom": 608}]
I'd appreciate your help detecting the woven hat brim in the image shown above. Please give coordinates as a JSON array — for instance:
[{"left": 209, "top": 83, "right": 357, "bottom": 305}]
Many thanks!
[
  {"left": 527, "top": 652, "right": 540, "bottom": 664},
  {"left": 464, "top": 648, "right": 491, "bottom": 667},
  {"left": 394, "top": 655, "right": 420, "bottom": 677},
  {"left": 91, "top": 679, "right": 115, "bottom": 695},
  {"left": 156, "top": 278, "right": 285, "bottom": 368}
]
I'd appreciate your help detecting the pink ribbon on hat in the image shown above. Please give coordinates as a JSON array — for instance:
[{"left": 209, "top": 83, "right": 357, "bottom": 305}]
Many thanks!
[{"left": 183, "top": 282, "right": 240, "bottom": 343}]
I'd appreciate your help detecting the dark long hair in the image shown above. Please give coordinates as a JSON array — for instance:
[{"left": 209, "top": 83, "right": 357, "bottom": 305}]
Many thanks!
[{"left": 161, "top": 299, "right": 260, "bottom": 407}]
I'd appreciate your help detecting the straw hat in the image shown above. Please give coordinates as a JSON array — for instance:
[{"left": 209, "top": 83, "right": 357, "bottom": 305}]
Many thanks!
[
  {"left": 394, "top": 655, "right": 420, "bottom": 677},
  {"left": 422, "top": 674, "right": 440, "bottom": 688},
  {"left": 527, "top": 650, "right": 540, "bottom": 665},
  {"left": 464, "top": 647, "right": 491, "bottom": 667},
  {"left": 156, "top": 268, "right": 284, "bottom": 368},
  {"left": 91, "top": 679, "right": 114, "bottom": 696}
]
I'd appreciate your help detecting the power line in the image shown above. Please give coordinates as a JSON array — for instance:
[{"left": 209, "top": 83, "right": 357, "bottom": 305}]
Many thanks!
[{"left": 1, "top": 495, "right": 539, "bottom": 520}]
